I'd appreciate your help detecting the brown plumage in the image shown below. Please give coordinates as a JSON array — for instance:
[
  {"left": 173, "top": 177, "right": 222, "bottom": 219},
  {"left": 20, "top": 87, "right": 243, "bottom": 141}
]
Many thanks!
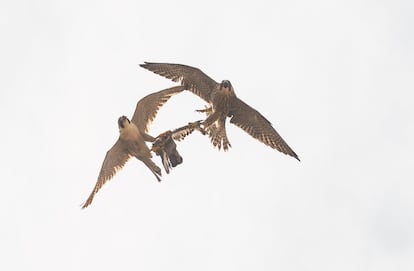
[
  {"left": 151, "top": 121, "right": 204, "bottom": 173},
  {"left": 140, "top": 62, "right": 300, "bottom": 161},
  {"left": 82, "top": 86, "right": 185, "bottom": 209}
]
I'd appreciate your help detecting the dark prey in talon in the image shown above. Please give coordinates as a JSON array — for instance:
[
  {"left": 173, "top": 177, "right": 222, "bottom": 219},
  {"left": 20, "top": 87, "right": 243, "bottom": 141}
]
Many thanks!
[
  {"left": 152, "top": 131, "right": 183, "bottom": 174},
  {"left": 151, "top": 120, "right": 204, "bottom": 174},
  {"left": 82, "top": 85, "right": 185, "bottom": 209},
  {"left": 140, "top": 62, "right": 300, "bottom": 160}
]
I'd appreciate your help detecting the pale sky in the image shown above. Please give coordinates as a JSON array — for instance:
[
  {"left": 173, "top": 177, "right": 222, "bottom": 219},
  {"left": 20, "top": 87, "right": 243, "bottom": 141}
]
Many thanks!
[{"left": 1, "top": 0, "right": 414, "bottom": 270}]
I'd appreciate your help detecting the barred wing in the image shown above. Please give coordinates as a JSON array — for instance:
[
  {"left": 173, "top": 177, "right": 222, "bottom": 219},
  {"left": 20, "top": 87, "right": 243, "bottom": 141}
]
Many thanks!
[
  {"left": 229, "top": 98, "right": 300, "bottom": 161},
  {"left": 140, "top": 62, "right": 217, "bottom": 103},
  {"left": 131, "top": 86, "right": 185, "bottom": 134},
  {"left": 82, "top": 140, "right": 131, "bottom": 208}
]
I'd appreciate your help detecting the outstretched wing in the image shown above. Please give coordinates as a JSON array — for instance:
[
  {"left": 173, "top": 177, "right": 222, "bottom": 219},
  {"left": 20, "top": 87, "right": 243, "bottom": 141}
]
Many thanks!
[
  {"left": 170, "top": 121, "right": 205, "bottom": 141},
  {"left": 229, "top": 98, "right": 300, "bottom": 161},
  {"left": 82, "top": 140, "right": 131, "bottom": 209},
  {"left": 140, "top": 62, "right": 217, "bottom": 103},
  {"left": 131, "top": 86, "right": 185, "bottom": 134}
]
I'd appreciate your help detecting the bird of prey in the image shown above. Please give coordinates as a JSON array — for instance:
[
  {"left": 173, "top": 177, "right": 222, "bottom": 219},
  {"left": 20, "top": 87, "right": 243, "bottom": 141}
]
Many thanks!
[
  {"left": 140, "top": 62, "right": 300, "bottom": 161},
  {"left": 151, "top": 120, "right": 204, "bottom": 173},
  {"left": 82, "top": 85, "right": 185, "bottom": 209}
]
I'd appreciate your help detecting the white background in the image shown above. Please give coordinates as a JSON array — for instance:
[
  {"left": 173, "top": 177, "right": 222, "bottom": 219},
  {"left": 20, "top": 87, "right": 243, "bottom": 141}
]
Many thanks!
[{"left": 1, "top": 0, "right": 413, "bottom": 270}]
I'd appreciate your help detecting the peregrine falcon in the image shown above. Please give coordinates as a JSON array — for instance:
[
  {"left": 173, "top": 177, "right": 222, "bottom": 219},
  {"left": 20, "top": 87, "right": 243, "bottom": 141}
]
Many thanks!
[
  {"left": 140, "top": 62, "right": 300, "bottom": 161},
  {"left": 81, "top": 85, "right": 185, "bottom": 209}
]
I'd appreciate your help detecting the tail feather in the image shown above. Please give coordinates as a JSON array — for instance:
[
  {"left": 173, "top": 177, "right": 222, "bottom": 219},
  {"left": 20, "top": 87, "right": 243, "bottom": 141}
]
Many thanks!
[{"left": 142, "top": 158, "right": 162, "bottom": 182}]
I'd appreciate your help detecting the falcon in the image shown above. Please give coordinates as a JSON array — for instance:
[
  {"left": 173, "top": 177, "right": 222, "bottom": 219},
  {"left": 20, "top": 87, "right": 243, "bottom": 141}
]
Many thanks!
[
  {"left": 82, "top": 85, "right": 185, "bottom": 208},
  {"left": 140, "top": 62, "right": 300, "bottom": 161}
]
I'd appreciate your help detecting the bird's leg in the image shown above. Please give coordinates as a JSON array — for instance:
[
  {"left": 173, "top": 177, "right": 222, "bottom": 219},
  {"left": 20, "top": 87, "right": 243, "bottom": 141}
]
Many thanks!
[
  {"left": 187, "top": 120, "right": 207, "bottom": 135},
  {"left": 196, "top": 106, "right": 216, "bottom": 131},
  {"left": 195, "top": 106, "right": 212, "bottom": 114},
  {"left": 202, "top": 111, "right": 220, "bottom": 129},
  {"left": 142, "top": 133, "right": 156, "bottom": 143}
]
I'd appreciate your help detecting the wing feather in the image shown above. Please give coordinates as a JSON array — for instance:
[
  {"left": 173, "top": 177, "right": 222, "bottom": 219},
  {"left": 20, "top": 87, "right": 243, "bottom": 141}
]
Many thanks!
[
  {"left": 171, "top": 125, "right": 197, "bottom": 141},
  {"left": 82, "top": 139, "right": 131, "bottom": 208},
  {"left": 140, "top": 62, "right": 217, "bottom": 103},
  {"left": 230, "top": 98, "right": 300, "bottom": 161},
  {"left": 170, "top": 121, "right": 207, "bottom": 141},
  {"left": 131, "top": 86, "right": 185, "bottom": 134}
]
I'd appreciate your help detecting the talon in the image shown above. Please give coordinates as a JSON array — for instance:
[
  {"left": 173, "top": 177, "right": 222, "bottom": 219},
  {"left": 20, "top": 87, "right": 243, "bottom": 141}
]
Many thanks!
[
  {"left": 187, "top": 120, "right": 201, "bottom": 128},
  {"left": 198, "top": 127, "right": 207, "bottom": 135},
  {"left": 188, "top": 120, "right": 207, "bottom": 135}
]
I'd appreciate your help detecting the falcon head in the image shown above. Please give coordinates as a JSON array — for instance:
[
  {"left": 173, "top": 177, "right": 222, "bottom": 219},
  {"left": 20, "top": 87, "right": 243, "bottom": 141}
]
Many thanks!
[
  {"left": 220, "top": 80, "right": 232, "bottom": 89},
  {"left": 219, "top": 80, "right": 234, "bottom": 95},
  {"left": 118, "top": 115, "right": 131, "bottom": 129}
]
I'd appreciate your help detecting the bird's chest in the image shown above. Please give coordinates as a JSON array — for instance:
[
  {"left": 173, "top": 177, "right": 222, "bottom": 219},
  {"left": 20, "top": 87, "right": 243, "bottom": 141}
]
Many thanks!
[
  {"left": 120, "top": 125, "right": 147, "bottom": 149},
  {"left": 211, "top": 92, "right": 231, "bottom": 115},
  {"left": 123, "top": 137, "right": 150, "bottom": 159},
  {"left": 120, "top": 124, "right": 140, "bottom": 140}
]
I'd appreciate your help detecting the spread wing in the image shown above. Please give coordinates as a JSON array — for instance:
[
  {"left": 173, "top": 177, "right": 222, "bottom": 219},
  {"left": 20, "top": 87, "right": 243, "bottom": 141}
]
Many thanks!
[
  {"left": 131, "top": 86, "right": 185, "bottom": 134},
  {"left": 82, "top": 139, "right": 131, "bottom": 209},
  {"left": 229, "top": 98, "right": 300, "bottom": 161},
  {"left": 170, "top": 121, "right": 205, "bottom": 141},
  {"left": 171, "top": 125, "right": 196, "bottom": 141},
  {"left": 140, "top": 62, "right": 218, "bottom": 103}
]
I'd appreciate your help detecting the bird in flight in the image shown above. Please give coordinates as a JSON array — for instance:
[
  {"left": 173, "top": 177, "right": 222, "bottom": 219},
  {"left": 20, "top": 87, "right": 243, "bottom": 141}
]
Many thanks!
[
  {"left": 140, "top": 62, "right": 300, "bottom": 161},
  {"left": 82, "top": 86, "right": 185, "bottom": 208}
]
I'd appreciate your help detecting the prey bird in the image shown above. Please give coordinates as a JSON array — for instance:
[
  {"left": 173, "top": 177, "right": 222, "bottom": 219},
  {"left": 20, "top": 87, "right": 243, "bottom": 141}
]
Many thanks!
[
  {"left": 140, "top": 62, "right": 300, "bottom": 160},
  {"left": 151, "top": 120, "right": 204, "bottom": 173},
  {"left": 82, "top": 86, "right": 185, "bottom": 208}
]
